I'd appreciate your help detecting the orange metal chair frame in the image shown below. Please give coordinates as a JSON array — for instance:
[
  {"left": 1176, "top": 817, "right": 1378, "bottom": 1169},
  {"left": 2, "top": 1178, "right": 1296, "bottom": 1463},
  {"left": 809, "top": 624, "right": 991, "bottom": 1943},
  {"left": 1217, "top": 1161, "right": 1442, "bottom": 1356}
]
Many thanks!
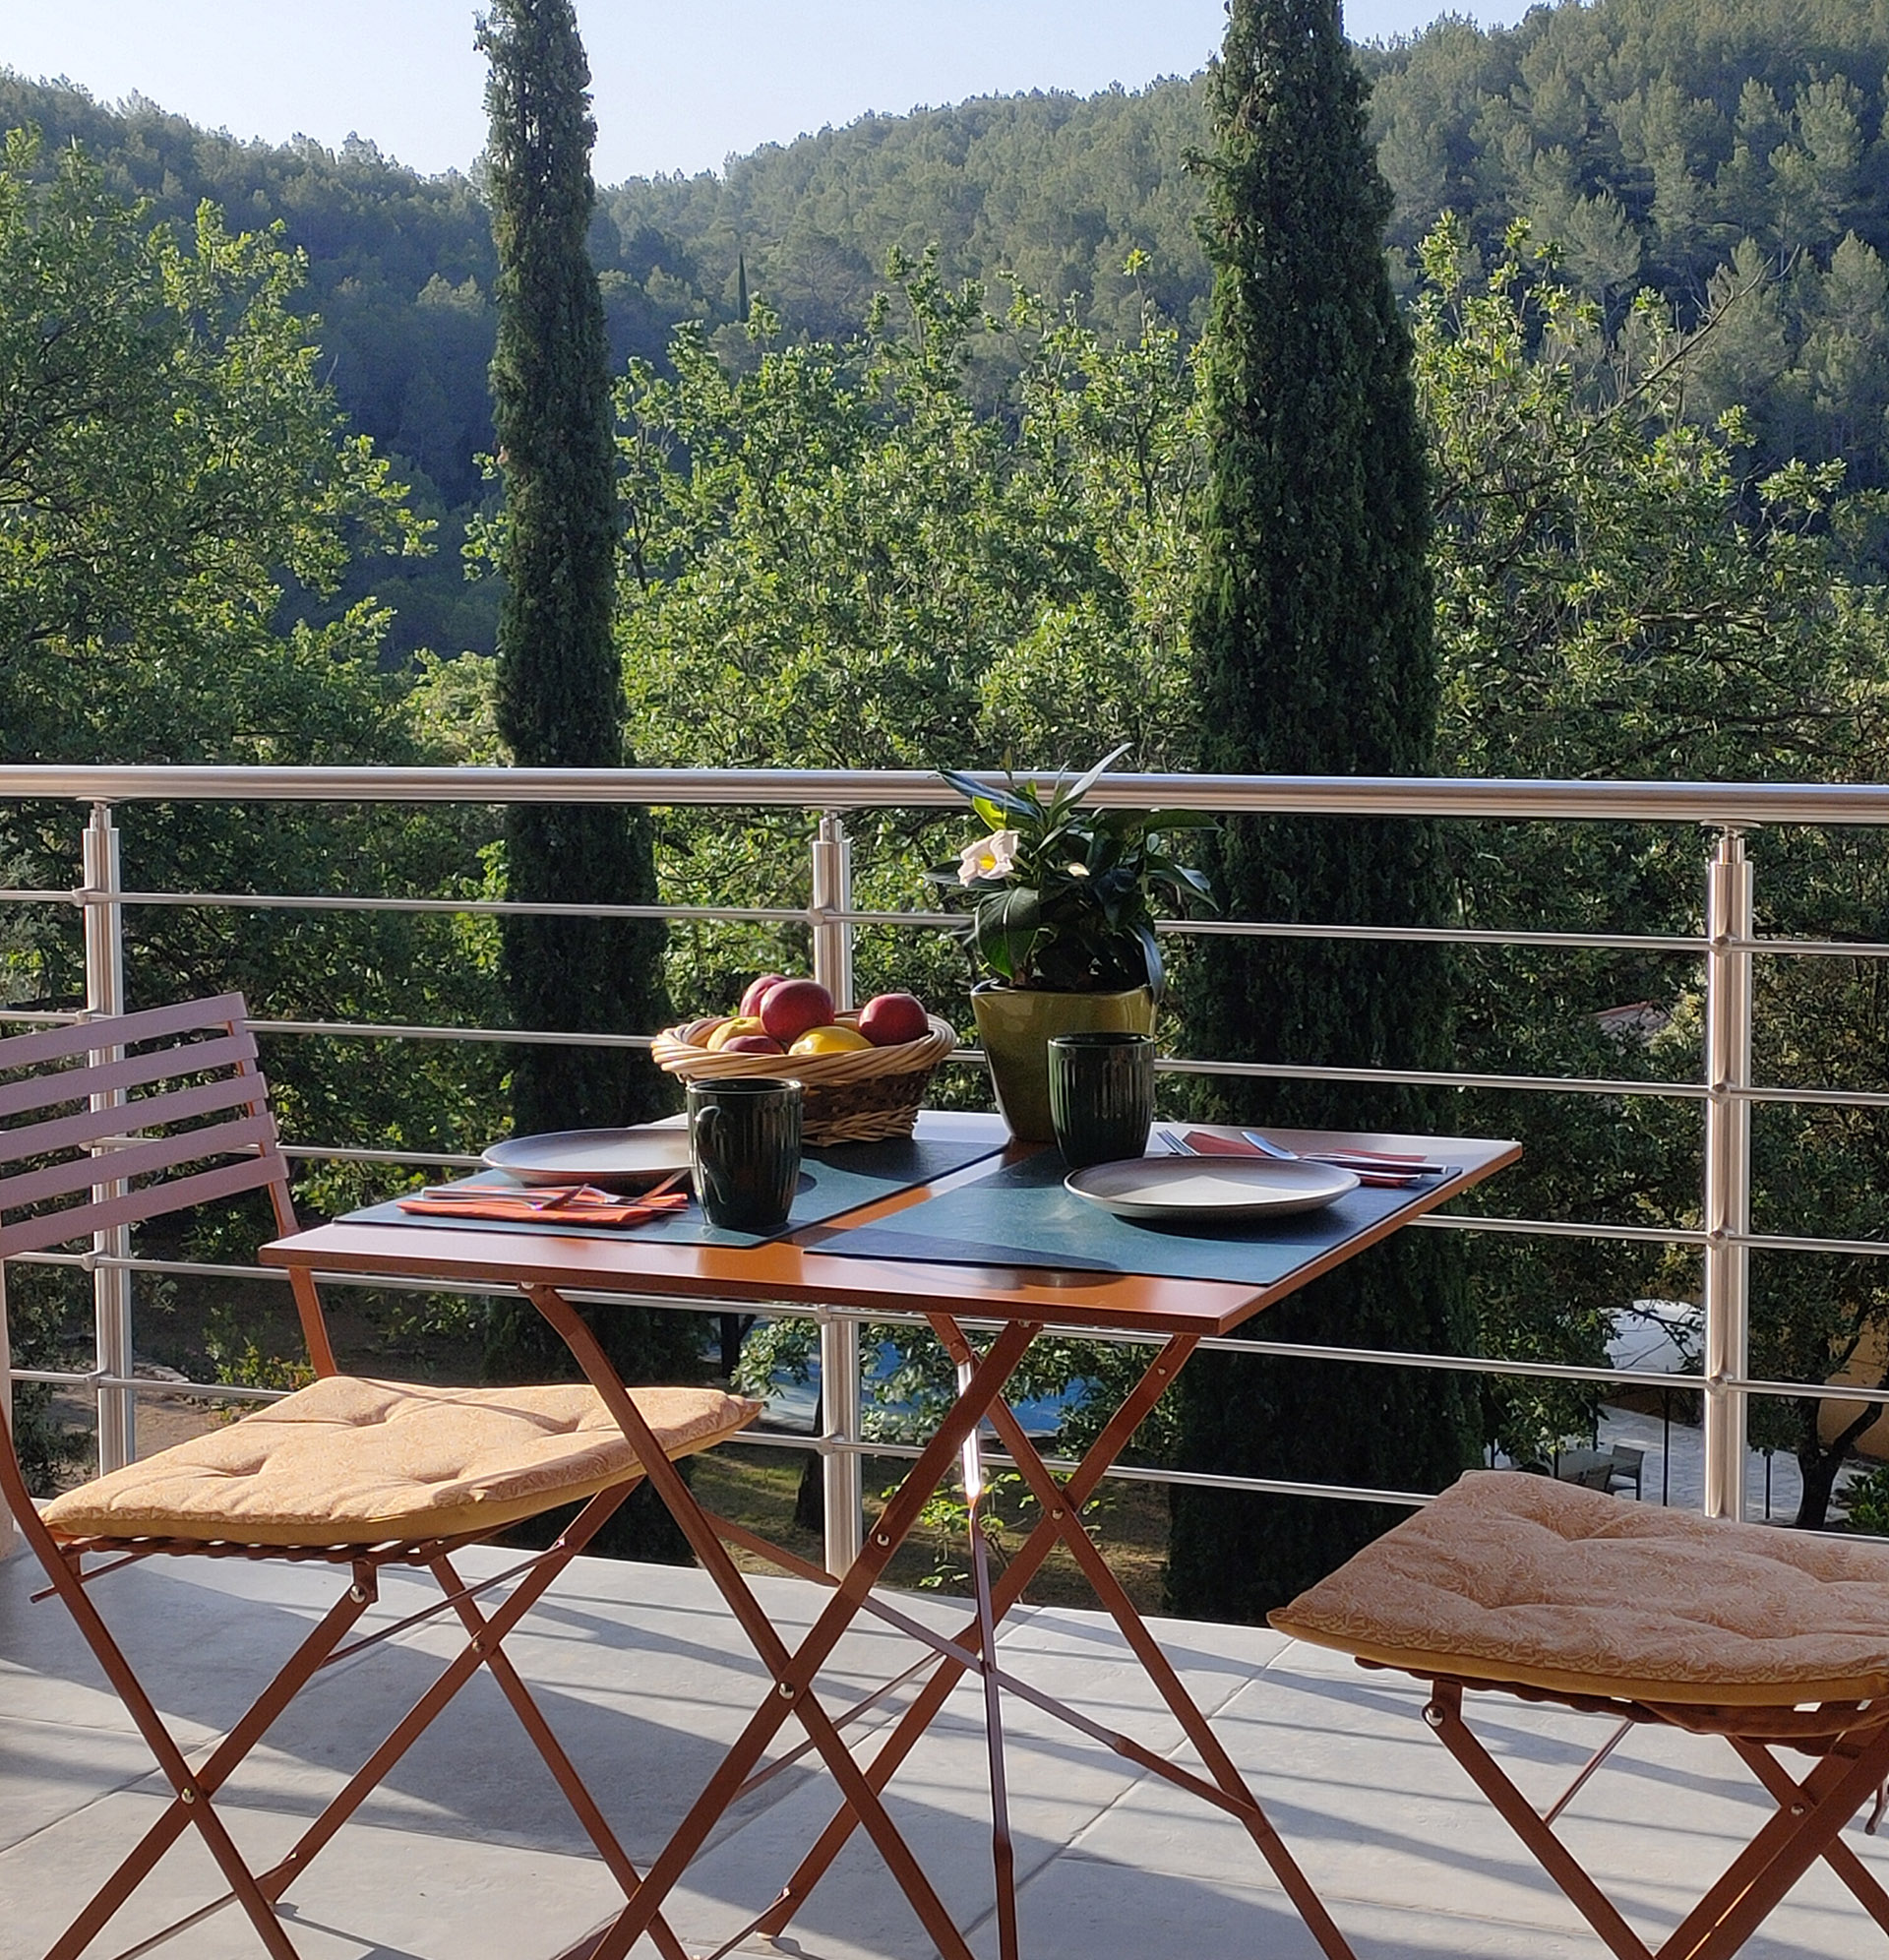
[
  {"left": 1410, "top": 1672, "right": 1889, "bottom": 1960},
  {"left": 0, "top": 997, "right": 688, "bottom": 1960}
]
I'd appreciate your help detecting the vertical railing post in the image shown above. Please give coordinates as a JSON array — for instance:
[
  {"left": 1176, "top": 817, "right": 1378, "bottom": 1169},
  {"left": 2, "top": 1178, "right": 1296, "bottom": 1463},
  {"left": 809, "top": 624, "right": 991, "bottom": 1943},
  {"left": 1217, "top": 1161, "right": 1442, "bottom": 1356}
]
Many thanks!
[
  {"left": 810, "top": 811, "right": 863, "bottom": 1572},
  {"left": 1702, "top": 827, "right": 1752, "bottom": 1520},
  {"left": 810, "top": 811, "right": 855, "bottom": 1011},
  {"left": 82, "top": 802, "right": 135, "bottom": 1473}
]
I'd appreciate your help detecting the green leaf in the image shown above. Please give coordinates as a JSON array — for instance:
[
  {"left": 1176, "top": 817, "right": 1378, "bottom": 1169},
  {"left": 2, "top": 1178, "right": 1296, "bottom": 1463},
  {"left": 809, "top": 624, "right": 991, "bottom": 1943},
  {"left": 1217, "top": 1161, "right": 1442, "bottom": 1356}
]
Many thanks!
[
  {"left": 1063, "top": 743, "right": 1132, "bottom": 811},
  {"left": 972, "top": 885, "right": 1041, "bottom": 981},
  {"left": 940, "top": 767, "right": 1033, "bottom": 823},
  {"left": 1133, "top": 922, "right": 1165, "bottom": 1001}
]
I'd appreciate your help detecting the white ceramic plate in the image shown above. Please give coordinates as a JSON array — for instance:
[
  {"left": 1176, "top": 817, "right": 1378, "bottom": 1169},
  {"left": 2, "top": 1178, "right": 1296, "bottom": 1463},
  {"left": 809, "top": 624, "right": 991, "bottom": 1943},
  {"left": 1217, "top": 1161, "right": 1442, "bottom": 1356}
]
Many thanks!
[
  {"left": 1065, "top": 1155, "right": 1359, "bottom": 1221},
  {"left": 482, "top": 1128, "right": 693, "bottom": 1192}
]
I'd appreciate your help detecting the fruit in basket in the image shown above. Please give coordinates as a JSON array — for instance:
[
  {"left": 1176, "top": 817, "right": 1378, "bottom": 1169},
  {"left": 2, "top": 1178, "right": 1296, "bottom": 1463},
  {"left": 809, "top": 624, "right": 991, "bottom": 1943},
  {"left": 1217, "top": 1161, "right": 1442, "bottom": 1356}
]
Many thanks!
[
  {"left": 740, "top": 972, "right": 790, "bottom": 1016},
  {"left": 679, "top": 1015, "right": 729, "bottom": 1047},
  {"left": 721, "top": 1033, "right": 786, "bottom": 1055},
  {"left": 857, "top": 992, "right": 930, "bottom": 1047},
  {"left": 790, "top": 1024, "right": 873, "bottom": 1056},
  {"left": 760, "top": 978, "right": 834, "bottom": 1043},
  {"left": 704, "top": 1014, "right": 768, "bottom": 1051}
]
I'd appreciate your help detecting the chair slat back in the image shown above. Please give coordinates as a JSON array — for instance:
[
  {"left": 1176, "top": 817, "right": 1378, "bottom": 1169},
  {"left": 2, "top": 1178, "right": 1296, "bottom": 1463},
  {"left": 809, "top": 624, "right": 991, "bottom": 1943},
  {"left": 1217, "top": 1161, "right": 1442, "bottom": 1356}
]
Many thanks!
[{"left": 0, "top": 996, "right": 297, "bottom": 1259}]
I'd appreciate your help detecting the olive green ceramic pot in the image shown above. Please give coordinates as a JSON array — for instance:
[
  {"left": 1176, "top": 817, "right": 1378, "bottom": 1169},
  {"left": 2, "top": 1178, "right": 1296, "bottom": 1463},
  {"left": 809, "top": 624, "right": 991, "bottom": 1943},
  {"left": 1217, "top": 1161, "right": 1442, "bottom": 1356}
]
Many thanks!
[{"left": 970, "top": 982, "right": 1156, "bottom": 1142}]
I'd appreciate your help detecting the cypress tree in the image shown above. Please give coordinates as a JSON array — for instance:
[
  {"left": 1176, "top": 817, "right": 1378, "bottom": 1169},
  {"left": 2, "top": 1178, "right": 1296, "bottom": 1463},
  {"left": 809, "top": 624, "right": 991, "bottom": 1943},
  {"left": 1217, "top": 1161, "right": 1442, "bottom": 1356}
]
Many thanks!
[
  {"left": 479, "top": 0, "right": 697, "bottom": 1557},
  {"left": 1167, "top": 0, "right": 1474, "bottom": 1620}
]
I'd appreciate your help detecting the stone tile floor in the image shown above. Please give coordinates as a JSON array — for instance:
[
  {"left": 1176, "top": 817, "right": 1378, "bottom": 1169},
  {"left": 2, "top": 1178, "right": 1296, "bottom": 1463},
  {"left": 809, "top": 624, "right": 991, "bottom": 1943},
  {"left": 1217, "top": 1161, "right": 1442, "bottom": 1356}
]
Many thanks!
[{"left": 4, "top": 1534, "right": 1886, "bottom": 1960}]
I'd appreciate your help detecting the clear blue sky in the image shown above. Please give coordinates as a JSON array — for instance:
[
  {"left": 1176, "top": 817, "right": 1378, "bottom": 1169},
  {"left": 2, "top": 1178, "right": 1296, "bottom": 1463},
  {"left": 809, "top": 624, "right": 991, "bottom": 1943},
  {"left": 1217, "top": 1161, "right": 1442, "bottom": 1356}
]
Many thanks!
[{"left": 1, "top": 1, "right": 1524, "bottom": 184}]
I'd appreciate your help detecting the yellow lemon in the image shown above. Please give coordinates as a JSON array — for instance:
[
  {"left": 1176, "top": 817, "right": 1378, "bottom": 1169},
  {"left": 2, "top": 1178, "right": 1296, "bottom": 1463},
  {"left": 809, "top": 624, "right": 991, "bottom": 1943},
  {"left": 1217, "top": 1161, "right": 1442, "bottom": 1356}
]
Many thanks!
[{"left": 790, "top": 1024, "right": 873, "bottom": 1056}]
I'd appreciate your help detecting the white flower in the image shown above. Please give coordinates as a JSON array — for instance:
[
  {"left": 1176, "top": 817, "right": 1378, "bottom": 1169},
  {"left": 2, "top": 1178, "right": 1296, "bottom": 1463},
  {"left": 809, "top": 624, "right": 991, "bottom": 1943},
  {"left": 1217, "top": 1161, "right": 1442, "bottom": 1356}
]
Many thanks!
[{"left": 957, "top": 829, "right": 1021, "bottom": 884}]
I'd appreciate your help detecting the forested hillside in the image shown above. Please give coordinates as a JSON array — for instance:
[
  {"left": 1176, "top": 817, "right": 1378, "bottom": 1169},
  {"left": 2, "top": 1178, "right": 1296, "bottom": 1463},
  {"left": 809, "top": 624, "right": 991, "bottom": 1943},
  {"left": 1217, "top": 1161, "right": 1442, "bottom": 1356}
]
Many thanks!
[{"left": 11, "top": 0, "right": 1889, "bottom": 658}]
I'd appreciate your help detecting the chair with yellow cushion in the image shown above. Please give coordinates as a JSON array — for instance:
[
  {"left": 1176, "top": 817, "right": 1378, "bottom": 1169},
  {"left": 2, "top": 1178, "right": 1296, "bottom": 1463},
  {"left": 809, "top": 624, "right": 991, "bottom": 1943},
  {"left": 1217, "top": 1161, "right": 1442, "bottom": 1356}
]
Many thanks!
[
  {"left": 1272, "top": 1470, "right": 1889, "bottom": 1960},
  {"left": 0, "top": 995, "right": 758, "bottom": 1960}
]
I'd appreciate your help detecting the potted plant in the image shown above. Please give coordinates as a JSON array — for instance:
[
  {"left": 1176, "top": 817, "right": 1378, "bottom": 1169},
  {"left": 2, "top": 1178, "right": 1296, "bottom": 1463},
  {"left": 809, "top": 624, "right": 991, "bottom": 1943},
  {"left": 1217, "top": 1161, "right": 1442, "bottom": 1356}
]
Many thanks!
[{"left": 932, "top": 748, "right": 1215, "bottom": 1139}]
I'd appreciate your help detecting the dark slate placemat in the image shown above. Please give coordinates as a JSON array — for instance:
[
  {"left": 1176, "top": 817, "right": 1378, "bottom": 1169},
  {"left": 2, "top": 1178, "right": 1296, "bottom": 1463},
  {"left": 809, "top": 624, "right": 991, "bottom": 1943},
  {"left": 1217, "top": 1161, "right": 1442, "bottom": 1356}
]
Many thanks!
[
  {"left": 804, "top": 1149, "right": 1456, "bottom": 1286},
  {"left": 341, "top": 1133, "right": 1004, "bottom": 1251}
]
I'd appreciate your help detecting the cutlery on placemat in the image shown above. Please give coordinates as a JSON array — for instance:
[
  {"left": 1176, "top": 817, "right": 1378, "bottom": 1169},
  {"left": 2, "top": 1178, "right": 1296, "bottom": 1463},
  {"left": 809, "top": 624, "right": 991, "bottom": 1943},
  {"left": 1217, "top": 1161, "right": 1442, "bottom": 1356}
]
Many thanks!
[
  {"left": 1158, "top": 1128, "right": 1440, "bottom": 1186},
  {"left": 1241, "top": 1132, "right": 1446, "bottom": 1176}
]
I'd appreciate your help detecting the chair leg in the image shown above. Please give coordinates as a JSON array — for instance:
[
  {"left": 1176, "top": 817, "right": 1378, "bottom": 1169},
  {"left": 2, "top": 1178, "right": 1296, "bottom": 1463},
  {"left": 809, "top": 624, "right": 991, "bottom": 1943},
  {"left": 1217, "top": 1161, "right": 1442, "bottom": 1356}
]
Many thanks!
[
  {"left": 1728, "top": 1735, "right": 1889, "bottom": 1934},
  {"left": 1425, "top": 1682, "right": 1889, "bottom": 1960},
  {"left": 45, "top": 1561, "right": 379, "bottom": 1960},
  {"left": 1659, "top": 1731, "right": 1889, "bottom": 1960},
  {"left": 1423, "top": 1683, "right": 1655, "bottom": 1960},
  {"left": 426, "top": 1545, "right": 694, "bottom": 1960},
  {"left": 242, "top": 1492, "right": 686, "bottom": 1960}
]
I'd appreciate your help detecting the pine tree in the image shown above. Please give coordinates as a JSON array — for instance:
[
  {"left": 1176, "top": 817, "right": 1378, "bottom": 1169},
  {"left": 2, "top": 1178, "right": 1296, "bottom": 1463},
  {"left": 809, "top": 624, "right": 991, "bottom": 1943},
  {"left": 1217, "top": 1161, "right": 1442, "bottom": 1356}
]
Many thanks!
[
  {"left": 479, "top": 0, "right": 697, "bottom": 1557},
  {"left": 1167, "top": 0, "right": 1474, "bottom": 1621}
]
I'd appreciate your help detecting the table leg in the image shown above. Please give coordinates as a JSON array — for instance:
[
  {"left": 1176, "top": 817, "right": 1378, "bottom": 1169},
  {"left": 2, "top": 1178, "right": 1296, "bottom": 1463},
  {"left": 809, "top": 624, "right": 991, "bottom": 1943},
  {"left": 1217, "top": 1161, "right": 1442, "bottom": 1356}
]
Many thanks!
[
  {"left": 759, "top": 1323, "right": 1358, "bottom": 1960},
  {"left": 756, "top": 1330, "right": 1198, "bottom": 1939},
  {"left": 959, "top": 1344, "right": 1020, "bottom": 1960},
  {"left": 527, "top": 1283, "right": 1039, "bottom": 1960},
  {"left": 953, "top": 1321, "right": 1358, "bottom": 1960}
]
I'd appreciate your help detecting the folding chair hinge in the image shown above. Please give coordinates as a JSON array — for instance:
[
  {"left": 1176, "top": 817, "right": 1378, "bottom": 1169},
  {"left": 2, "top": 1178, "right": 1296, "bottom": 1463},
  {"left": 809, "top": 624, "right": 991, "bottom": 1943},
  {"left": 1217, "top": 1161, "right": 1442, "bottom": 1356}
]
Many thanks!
[{"left": 349, "top": 1560, "right": 379, "bottom": 1605}]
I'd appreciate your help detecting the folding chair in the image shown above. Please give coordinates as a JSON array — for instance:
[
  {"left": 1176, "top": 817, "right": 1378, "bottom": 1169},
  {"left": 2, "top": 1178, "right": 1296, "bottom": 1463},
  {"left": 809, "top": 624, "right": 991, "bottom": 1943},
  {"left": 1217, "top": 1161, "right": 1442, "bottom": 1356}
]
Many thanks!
[
  {"left": 0, "top": 995, "right": 759, "bottom": 1960},
  {"left": 1272, "top": 1470, "right": 1889, "bottom": 1960}
]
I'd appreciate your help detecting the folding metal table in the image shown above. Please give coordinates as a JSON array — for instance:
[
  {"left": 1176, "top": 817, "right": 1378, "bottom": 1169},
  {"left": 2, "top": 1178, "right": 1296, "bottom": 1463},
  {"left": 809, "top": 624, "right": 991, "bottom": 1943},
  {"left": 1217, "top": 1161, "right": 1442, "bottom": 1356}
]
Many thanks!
[{"left": 264, "top": 1113, "right": 1518, "bottom": 1960}]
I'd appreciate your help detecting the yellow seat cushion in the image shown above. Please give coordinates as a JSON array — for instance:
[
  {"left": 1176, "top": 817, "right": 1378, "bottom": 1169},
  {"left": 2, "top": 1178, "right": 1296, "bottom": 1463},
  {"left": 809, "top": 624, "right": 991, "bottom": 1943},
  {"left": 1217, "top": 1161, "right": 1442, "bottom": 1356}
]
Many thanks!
[
  {"left": 1270, "top": 1470, "right": 1889, "bottom": 1708},
  {"left": 41, "top": 1376, "right": 761, "bottom": 1549}
]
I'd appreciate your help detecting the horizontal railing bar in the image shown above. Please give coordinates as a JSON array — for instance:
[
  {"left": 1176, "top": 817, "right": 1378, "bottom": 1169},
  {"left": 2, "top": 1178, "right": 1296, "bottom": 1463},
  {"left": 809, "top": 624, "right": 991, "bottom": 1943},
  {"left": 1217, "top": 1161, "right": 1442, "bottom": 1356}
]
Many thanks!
[
  {"left": 1731, "top": 1375, "right": 1889, "bottom": 1406},
  {"left": 822, "top": 1430, "right": 1437, "bottom": 1505},
  {"left": 1411, "top": 1214, "right": 1708, "bottom": 1245},
  {"left": 0, "top": 887, "right": 1708, "bottom": 955},
  {"left": 249, "top": 1017, "right": 655, "bottom": 1050},
  {"left": 3, "top": 1365, "right": 288, "bottom": 1403},
  {"left": 1739, "top": 1084, "right": 1889, "bottom": 1112},
  {"left": 1169, "top": 917, "right": 1707, "bottom": 952},
  {"left": 92, "top": 889, "right": 811, "bottom": 926},
  {"left": 15, "top": 870, "right": 1889, "bottom": 968},
  {"left": 18, "top": 1001, "right": 1865, "bottom": 1113},
  {"left": 1157, "top": 1054, "right": 1710, "bottom": 1098},
  {"left": 1737, "top": 1230, "right": 1889, "bottom": 1257},
  {"left": 9, "top": 764, "right": 1889, "bottom": 827}
]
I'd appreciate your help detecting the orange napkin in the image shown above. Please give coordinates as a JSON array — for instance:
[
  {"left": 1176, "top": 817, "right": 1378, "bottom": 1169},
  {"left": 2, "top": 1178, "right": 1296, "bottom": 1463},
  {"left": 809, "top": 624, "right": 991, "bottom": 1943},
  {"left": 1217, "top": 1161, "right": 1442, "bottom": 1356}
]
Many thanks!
[{"left": 396, "top": 1182, "right": 690, "bottom": 1228}]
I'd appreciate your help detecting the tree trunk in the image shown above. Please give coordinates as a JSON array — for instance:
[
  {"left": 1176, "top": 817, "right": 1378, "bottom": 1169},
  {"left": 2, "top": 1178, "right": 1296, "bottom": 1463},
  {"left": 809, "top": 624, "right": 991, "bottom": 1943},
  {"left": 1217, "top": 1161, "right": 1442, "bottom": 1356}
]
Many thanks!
[{"left": 1794, "top": 1395, "right": 1876, "bottom": 1529}]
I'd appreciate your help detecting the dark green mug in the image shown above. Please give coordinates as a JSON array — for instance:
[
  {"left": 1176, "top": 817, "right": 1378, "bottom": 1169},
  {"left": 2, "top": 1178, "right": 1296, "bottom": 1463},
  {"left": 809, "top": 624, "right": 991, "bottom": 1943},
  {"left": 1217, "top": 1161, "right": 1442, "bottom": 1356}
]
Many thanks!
[
  {"left": 687, "top": 1076, "right": 803, "bottom": 1234},
  {"left": 1048, "top": 1031, "right": 1155, "bottom": 1168}
]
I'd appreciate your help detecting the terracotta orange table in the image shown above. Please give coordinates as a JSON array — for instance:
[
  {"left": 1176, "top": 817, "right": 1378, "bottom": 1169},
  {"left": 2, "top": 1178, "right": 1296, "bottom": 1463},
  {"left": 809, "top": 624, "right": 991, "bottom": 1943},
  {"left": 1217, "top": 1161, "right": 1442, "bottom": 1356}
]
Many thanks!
[{"left": 264, "top": 1113, "right": 1518, "bottom": 1960}]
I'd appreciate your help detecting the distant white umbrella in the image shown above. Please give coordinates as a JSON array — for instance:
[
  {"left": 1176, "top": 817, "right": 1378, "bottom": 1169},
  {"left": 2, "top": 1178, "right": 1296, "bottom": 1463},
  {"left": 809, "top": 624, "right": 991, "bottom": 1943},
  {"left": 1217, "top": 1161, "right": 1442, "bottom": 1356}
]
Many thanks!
[{"left": 1609, "top": 1299, "right": 1702, "bottom": 1377}]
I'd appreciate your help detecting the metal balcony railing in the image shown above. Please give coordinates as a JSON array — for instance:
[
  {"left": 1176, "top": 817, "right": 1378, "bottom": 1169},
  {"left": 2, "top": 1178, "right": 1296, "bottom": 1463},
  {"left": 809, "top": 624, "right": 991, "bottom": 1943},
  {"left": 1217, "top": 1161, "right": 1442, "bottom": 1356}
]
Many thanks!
[{"left": 6, "top": 764, "right": 1889, "bottom": 1575}]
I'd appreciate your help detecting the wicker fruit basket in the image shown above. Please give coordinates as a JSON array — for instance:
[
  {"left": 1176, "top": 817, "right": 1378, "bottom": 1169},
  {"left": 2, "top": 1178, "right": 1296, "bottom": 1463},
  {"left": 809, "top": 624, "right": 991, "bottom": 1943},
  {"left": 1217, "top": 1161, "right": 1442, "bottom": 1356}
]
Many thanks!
[{"left": 650, "top": 1011, "right": 959, "bottom": 1146}]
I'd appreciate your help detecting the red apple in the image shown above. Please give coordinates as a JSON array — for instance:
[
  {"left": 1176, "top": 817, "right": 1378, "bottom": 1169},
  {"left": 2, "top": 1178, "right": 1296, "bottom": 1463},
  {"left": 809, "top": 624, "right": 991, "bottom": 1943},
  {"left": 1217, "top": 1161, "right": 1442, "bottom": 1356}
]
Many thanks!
[
  {"left": 857, "top": 992, "right": 930, "bottom": 1047},
  {"left": 760, "top": 977, "right": 834, "bottom": 1044},
  {"left": 740, "top": 971, "right": 791, "bottom": 1016},
  {"left": 719, "top": 1033, "right": 785, "bottom": 1055}
]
